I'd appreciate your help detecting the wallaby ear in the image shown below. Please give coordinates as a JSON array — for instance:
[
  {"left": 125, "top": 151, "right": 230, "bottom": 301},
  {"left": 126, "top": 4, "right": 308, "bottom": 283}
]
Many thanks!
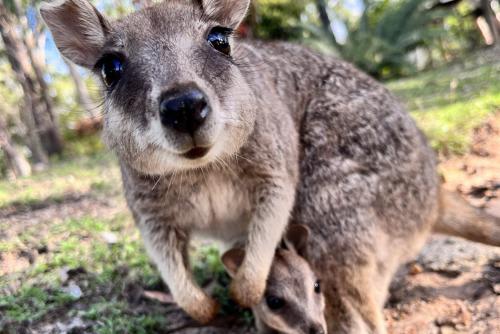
[
  {"left": 221, "top": 248, "right": 245, "bottom": 277},
  {"left": 284, "top": 224, "right": 310, "bottom": 257},
  {"left": 40, "top": 0, "right": 109, "bottom": 68},
  {"left": 201, "top": 0, "right": 250, "bottom": 29}
]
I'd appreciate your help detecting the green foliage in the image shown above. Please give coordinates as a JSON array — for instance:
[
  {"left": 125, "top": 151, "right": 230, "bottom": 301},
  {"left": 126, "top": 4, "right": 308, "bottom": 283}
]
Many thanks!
[
  {"left": 81, "top": 300, "right": 168, "bottom": 334},
  {"left": 436, "top": 2, "right": 484, "bottom": 57},
  {"left": 0, "top": 286, "right": 75, "bottom": 323},
  {"left": 253, "top": 0, "right": 311, "bottom": 40},
  {"left": 340, "top": 0, "right": 446, "bottom": 78}
]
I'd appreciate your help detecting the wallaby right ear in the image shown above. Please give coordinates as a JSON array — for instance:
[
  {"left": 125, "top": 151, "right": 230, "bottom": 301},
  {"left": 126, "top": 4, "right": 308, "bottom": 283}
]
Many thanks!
[
  {"left": 40, "top": 0, "right": 109, "bottom": 68},
  {"left": 221, "top": 248, "right": 245, "bottom": 277},
  {"left": 201, "top": 0, "right": 250, "bottom": 29}
]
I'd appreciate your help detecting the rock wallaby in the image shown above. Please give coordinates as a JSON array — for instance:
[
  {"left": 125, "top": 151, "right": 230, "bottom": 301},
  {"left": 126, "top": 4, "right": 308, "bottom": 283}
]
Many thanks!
[
  {"left": 41, "top": 0, "right": 500, "bottom": 332},
  {"left": 222, "top": 224, "right": 327, "bottom": 334}
]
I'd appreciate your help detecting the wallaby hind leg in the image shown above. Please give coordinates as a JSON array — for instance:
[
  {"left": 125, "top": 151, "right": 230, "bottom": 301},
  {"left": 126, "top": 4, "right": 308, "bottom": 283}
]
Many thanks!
[{"left": 321, "top": 261, "right": 389, "bottom": 334}]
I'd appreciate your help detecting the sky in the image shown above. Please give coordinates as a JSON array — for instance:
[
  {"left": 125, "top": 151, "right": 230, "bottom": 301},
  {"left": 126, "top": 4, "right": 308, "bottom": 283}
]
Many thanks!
[{"left": 333, "top": 0, "right": 365, "bottom": 43}]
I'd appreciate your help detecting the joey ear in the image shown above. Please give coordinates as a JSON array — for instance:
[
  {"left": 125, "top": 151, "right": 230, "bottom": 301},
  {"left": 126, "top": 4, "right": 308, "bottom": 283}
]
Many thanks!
[
  {"left": 284, "top": 224, "right": 310, "bottom": 258},
  {"left": 40, "top": 0, "right": 109, "bottom": 68},
  {"left": 221, "top": 248, "right": 245, "bottom": 277},
  {"left": 201, "top": 0, "right": 250, "bottom": 29}
]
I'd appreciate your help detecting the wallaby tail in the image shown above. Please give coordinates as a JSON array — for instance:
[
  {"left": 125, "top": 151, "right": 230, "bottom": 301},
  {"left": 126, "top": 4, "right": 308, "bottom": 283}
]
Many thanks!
[{"left": 435, "top": 190, "right": 500, "bottom": 247}]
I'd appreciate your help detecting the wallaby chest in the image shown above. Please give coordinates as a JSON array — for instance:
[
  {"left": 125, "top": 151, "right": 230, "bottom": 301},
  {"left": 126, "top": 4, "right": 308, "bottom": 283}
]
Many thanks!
[{"left": 183, "top": 171, "right": 253, "bottom": 244}]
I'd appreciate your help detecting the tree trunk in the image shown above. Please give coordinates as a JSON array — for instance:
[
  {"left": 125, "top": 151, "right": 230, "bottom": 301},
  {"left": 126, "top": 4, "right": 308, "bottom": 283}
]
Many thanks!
[
  {"left": 0, "top": 2, "right": 63, "bottom": 160},
  {"left": 65, "top": 59, "right": 97, "bottom": 117},
  {"left": 0, "top": 112, "right": 31, "bottom": 178},
  {"left": 316, "top": 0, "right": 341, "bottom": 49},
  {"left": 481, "top": 0, "right": 500, "bottom": 44}
]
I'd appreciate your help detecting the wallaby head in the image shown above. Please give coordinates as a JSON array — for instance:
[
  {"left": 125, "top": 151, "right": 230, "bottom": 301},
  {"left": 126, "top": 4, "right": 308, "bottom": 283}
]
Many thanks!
[
  {"left": 222, "top": 225, "right": 327, "bottom": 334},
  {"left": 41, "top": 0, "right": 256, "bottom": 174}
]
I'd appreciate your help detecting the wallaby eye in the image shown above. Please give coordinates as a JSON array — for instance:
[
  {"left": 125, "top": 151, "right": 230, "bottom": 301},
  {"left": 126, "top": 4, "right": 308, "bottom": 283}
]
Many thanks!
[
  {"left": 97, "top": 54, "right": 124, "bottom": 88},
  {"left": 207, "top": 27, "right": 232, "bottom": 56},
  {"left": 266, "top": 295, "right": 285, "bottom": 311},
  {"left": 314, "top": 280, "right": 321, "bottom": 294}
]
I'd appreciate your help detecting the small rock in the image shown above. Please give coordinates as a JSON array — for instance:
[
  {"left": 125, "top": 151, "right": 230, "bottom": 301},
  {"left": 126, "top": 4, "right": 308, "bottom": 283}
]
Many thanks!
[
  {"left": 59, "top": 267, "right": 69, "bottom": 283},
  {"left": 56, "top": 316, "right": 85, "bottom": 334},
  {"left": 100, "top": 231, "right": 118, "bottom": 244},
  {"left": 493, "top": 284, "right": 500, "bottom": 295},
  {"left": 409, "top": 263, "right": 423, "bottom": 275},
  {"left": 63, "top": 282, "right": 83, "bottom": 299}
]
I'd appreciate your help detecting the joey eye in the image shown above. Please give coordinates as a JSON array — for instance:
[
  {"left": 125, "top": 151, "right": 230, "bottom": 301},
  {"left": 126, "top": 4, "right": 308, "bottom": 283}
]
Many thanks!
[
  {"left": 266, "top": 295, "right": 285, "bottom": 311},
  {"left": 207, "top": 27, "right": 232, "bottom": 55},
  {"left": 98, "top": 54, "right": 124, "bottom": 88},
  {"left": 314, "top": 280, "right": 321, "bottom": 294}
]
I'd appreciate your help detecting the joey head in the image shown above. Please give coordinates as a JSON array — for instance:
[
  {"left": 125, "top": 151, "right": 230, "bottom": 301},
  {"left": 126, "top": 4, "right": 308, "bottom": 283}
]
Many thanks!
[{"left": 223, "top": 225, "right": 327, "bottom": 334}]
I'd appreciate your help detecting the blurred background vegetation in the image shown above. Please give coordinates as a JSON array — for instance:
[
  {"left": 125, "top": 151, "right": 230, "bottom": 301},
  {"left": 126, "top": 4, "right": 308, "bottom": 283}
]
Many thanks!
[
  {"left": 0, "top": 0, "right": 499, "bottom": 333},
  {"left": 0, "top": 0, "right": 499, "bottom": 178}
]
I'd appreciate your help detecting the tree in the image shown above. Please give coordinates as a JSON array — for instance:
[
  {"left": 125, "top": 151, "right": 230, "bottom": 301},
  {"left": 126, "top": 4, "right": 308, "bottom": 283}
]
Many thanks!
[
  {"left": 315, "top": 0, "right": 340, "bottom": 49},
  {"left": 480, "top": 0, "right": 500, "bottom": 44},
  {"left": 0, "top": 110, "right": 31, "bottom": 177},
  {"left": 0, "top": 0, "right": 63, "bottom": 163}
]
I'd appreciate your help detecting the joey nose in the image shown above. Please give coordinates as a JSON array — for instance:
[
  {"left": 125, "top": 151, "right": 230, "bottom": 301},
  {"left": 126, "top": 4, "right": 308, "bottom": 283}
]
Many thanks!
[{"left": 159, "top": 88, "right": 210, "bottom": 134}]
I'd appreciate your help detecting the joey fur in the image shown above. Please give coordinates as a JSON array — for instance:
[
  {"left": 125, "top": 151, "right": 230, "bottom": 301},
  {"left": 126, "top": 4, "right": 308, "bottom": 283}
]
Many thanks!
[{"left": 37, "top": 0, "right": 487, "bottom": 332}]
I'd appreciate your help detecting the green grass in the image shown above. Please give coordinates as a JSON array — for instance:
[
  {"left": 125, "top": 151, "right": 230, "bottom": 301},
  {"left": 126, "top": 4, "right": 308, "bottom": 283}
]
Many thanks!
[
  {"left": 0, "top": 212, "right": 167, "bottom": 332},
  {"left": 387, "top": 49, "right": 500, "bottom": 155},
  {"left": 0, "top": 152, "right": 119, "bottom": 208},
  {"left": 0, "top": 152, "right": 169, "bottom": 333}
]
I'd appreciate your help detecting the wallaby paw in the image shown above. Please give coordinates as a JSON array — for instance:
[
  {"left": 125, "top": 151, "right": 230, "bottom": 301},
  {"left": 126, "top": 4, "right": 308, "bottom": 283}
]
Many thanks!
[
  {"left": 183, "top": 294, "right": 219, "bottom": 324},
  {"left": 230, "top": 270, "right": 266, "bottom": 307}
]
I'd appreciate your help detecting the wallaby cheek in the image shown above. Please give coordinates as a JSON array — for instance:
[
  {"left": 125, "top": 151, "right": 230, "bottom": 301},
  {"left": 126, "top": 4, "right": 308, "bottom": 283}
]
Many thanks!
[
  {"left": 102, "top": 104, "right": 157, "bottom": 173},
  {"left": 219, "top": 80, "right": 256, "bottom": 147}
]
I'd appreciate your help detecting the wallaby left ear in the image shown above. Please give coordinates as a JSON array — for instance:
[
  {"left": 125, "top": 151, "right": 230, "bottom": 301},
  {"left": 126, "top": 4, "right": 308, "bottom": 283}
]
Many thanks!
[
  {"left": 284, "top": 224, "right": 310, "bottom": 258},
  {"left": 201, "top": 0, "right": 250, "bottom": 29},
  {"left": 40, "top": 0, "right": 109, "bottom": 68},
  {"left": 221, "top": 248, "right": 245, "bottom": 277}
]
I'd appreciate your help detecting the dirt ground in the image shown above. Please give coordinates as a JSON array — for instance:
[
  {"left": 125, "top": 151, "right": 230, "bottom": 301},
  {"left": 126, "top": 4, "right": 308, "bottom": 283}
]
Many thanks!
[{"left": 1, "top": 114, "right": 499, "bottom": 334}]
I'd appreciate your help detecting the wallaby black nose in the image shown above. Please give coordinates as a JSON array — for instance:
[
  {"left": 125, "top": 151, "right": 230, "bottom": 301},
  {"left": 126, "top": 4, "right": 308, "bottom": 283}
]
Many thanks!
[
  {"left": 309, "top": 325, "right": 325, "bottom": 334},
  {"left": 159, "top": 88, "right": 210, "bottom": 134}
]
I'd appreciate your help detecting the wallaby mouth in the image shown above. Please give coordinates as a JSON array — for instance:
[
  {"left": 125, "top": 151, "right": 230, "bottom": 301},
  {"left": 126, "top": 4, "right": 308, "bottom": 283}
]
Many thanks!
[{"left": 183, "top": 146, "right": 211, "bottom": 160}]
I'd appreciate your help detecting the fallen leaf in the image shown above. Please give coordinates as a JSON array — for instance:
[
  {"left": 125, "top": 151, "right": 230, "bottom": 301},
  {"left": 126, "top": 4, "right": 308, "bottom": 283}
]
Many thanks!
[{"left": 143, "top": 290, "right": 174, "bottom": 304}]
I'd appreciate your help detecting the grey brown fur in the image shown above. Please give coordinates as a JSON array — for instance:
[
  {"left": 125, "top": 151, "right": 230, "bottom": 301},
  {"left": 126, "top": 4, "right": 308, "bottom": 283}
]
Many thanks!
[{"left": 41, "top": 0, "right": 499, "bottom": 333}]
